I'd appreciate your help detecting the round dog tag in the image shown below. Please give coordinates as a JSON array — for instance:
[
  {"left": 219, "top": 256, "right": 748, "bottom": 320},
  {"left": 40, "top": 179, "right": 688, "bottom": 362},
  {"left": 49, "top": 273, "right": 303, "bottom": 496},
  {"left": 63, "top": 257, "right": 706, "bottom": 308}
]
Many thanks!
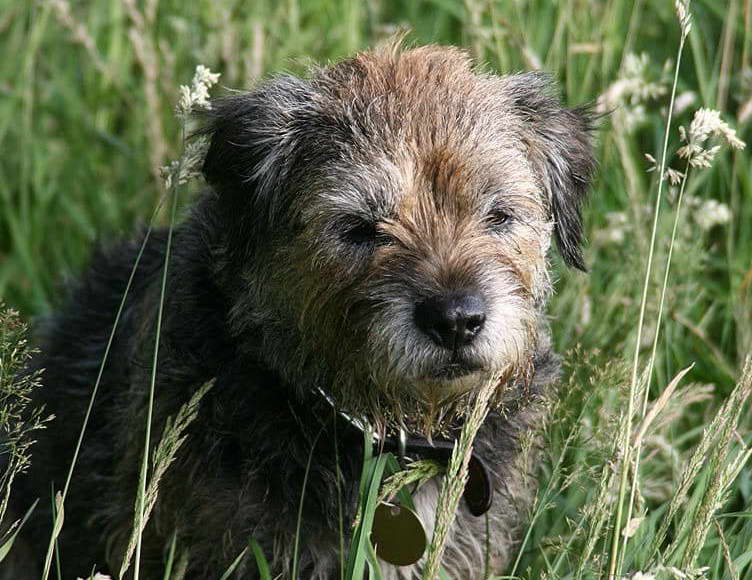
[
  {"left": 371, "top": 502, "right": 427, "bottom": 566},
  {"left": 464, "top": 454, "right": 493, "bottom": 516}
]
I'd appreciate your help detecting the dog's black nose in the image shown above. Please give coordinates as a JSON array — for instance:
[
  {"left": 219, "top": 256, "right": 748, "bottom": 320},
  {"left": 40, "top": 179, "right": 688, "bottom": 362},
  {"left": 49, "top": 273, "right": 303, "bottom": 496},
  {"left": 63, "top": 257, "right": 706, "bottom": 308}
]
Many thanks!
[{"left": 414, "top": 292, "right": 486, "bottom": 350}]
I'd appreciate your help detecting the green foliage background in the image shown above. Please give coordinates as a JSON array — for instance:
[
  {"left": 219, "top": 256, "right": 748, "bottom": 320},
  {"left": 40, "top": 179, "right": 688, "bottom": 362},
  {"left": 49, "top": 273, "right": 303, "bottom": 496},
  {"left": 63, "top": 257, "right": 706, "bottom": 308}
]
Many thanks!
[{"left": 1, "top": 0, "right": 751, "bottom": 577}]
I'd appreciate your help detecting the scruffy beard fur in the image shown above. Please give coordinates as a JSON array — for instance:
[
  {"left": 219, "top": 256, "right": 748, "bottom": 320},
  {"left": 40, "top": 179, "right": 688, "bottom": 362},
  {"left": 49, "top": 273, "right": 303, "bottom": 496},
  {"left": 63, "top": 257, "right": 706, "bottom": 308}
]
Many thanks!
[
  {"left": 6, "top": 40, "right": 595, "bottom": 580},
  {"left": 232, "top": 233, "right": 546, "bottom": 437}
]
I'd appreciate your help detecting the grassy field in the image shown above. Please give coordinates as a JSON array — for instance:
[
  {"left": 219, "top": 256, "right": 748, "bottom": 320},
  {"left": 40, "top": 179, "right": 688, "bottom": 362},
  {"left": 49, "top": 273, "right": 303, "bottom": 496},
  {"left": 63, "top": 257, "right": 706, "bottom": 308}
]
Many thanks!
[{"left": 1, "top": 0, "right": 752, "bottom": 578}]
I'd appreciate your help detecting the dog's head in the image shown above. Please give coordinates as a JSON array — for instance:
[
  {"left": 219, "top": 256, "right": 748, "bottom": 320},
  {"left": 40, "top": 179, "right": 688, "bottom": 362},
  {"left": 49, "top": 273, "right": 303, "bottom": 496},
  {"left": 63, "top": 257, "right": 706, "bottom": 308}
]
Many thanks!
[{"left": 202, "top": 43, "right": 595, "bottom": 430}]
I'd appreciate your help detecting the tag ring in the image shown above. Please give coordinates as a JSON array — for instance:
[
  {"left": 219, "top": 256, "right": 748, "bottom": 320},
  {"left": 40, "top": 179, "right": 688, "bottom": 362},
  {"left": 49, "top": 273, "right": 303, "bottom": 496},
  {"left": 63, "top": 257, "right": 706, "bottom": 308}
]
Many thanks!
[{"left": 398, "top": 427, "right": 407, "bottom": 464}]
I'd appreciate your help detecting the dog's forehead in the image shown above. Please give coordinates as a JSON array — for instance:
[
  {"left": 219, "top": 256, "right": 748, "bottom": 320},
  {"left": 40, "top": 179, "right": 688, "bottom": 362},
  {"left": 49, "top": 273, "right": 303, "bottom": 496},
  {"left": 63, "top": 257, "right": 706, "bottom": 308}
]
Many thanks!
[
  {"left": 303, "top": 49, "right": 542, "bottom": 220},
  {"left": 315, "top": 47, "right": 522, "bottom": 149}
]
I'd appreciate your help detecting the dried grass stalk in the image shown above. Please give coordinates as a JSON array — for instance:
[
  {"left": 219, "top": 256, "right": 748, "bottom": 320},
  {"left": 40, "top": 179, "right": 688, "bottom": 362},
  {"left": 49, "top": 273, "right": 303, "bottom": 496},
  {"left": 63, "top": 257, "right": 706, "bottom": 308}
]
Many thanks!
[{"left": 421, "top": 371, "right": 502, "bottom": 579}]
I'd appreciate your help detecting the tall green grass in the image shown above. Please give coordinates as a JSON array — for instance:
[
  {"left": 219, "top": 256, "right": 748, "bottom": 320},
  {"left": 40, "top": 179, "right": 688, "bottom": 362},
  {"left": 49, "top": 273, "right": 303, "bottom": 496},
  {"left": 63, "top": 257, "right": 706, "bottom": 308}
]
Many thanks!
[{"left": 1, "top": 0, "right": 751, "bottom": 578}]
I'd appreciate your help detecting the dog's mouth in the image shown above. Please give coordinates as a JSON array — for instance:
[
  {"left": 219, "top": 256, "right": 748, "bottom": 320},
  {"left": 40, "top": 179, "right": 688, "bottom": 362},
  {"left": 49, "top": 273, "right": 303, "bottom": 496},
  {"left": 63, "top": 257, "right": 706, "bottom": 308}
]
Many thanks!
[
  {"left": 408, "top": 358, "right": 490, "bottom": 403},
  {"left": 423, "top": 360, "right": 483, "bottom": 381}
]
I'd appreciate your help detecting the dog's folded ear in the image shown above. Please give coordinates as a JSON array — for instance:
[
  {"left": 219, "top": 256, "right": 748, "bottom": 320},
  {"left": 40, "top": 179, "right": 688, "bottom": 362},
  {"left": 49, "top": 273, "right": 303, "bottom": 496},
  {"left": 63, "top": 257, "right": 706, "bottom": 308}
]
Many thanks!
[
  {"left": 504, "top": 72, "right": 596, "bottom": 271},
  {"left": 200, "top": 76, "right": 318, "bottom": 228}
]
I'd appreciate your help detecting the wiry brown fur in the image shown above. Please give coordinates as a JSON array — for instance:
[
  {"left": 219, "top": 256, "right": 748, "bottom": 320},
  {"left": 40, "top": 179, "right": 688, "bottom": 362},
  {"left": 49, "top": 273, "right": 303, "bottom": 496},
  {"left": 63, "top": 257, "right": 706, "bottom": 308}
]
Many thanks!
[{"left": 7, "top": 41, "right": 595, "bottom": 579}]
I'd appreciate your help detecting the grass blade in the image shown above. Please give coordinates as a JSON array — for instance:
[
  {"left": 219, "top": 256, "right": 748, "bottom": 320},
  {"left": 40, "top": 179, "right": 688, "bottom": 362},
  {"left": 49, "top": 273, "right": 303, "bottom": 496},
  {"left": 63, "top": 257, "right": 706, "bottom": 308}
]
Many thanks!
[
  {"left": 251, "top": 538, "right": 272, "bottom": 580},
  {"left": 0, "top": 497, "right": 38, "bottom": 562},
  {"left": 291, "top": 428, "right": 324, "bottom": 579},
  {"left": 345, "top": 428, "right": 389, "bottom": 580},
  {"left": 131, "top": 154, "right": 182, "bottom": 579}
]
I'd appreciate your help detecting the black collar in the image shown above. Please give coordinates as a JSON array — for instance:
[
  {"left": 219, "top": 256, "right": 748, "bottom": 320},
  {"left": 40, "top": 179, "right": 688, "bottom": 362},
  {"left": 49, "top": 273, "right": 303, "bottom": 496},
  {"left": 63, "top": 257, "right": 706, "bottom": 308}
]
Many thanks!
[{"left": 315, "top": 388, "right": 493, "bottom": 517}]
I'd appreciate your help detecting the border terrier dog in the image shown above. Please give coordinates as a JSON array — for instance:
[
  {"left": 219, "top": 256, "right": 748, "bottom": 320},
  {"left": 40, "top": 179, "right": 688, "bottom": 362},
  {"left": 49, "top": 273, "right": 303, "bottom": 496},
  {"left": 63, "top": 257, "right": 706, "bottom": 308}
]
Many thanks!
[{"left": 9, "top": 42, "right": 594, "bottom": 579}]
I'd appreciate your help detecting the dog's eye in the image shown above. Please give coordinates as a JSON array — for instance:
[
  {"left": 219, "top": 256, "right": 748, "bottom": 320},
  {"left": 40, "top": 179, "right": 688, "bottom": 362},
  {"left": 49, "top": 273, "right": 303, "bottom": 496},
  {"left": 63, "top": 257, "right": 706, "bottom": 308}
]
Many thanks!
[
  {"left": 487, "top": 209, "right": 512, "bottom": 232},
  {"left": 342, "top": 219, "right": 394, "bottom": 249},
  {"left": 343, "top": 219, "right": 377, "bottom": 246}
]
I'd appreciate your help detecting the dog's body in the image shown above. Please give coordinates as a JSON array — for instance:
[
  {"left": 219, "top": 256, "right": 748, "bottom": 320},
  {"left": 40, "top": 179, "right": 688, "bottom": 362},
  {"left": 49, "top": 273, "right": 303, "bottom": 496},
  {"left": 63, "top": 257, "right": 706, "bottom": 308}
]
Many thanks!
[{"left": 7, "top": 43, "right": 594, "bottom": 579}]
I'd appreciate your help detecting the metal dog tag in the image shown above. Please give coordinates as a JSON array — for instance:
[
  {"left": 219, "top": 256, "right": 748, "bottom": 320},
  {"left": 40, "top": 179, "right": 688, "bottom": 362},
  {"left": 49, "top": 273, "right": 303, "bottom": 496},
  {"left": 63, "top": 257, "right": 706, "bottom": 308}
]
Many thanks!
[
  {"left": 371, "top": 502, "right": 427, "bottom": 566},
  {"left": 464, "top": 454, "right": 493, "bottom": 516}
]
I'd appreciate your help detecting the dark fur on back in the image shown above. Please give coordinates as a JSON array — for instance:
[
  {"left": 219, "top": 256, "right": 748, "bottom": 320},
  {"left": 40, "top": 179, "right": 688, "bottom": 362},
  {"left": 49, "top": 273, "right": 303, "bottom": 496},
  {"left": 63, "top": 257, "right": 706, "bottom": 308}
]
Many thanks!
[{"left": 7, "top": 43, "right": 594, "bottom": 579}]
